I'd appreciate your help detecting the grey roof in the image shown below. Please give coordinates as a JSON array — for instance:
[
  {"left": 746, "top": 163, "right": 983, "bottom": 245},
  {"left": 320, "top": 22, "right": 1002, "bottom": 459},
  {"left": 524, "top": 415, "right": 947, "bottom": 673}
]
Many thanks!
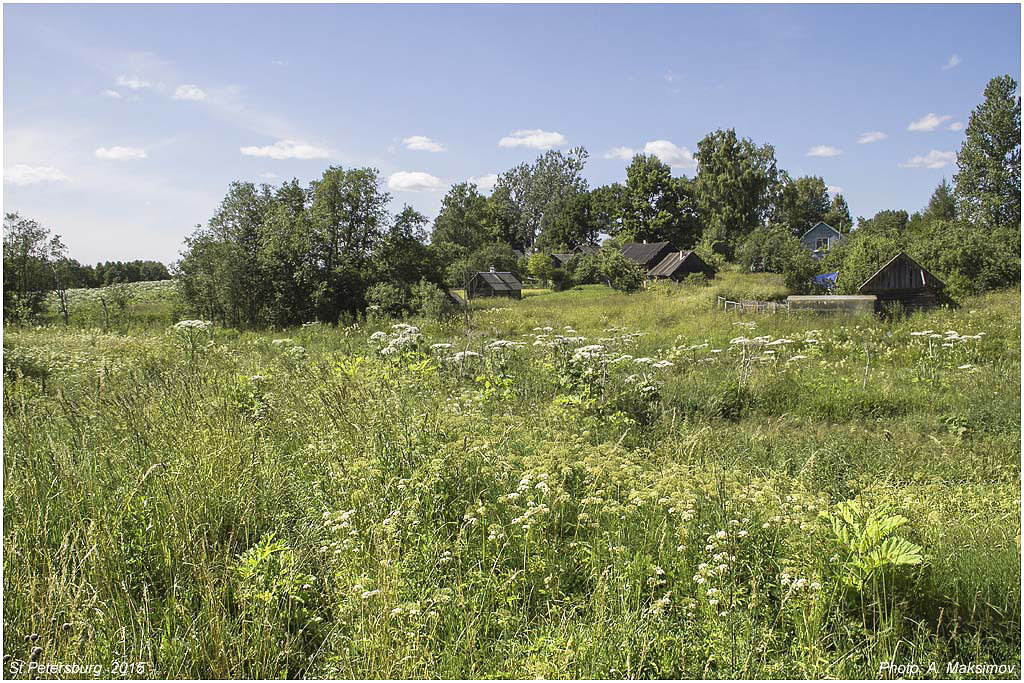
[
  {"left": 647, "top": 250, "right": 709, "bottom": 278},
  {"left": 474, "top": 271, "right": 522, "bottom": 291},
  {"left": 551, "top": 253, "right": 575, "bottom": 265},
  {"left": 620, "top": 241, "right": 673, "bottom": 267},
  {"left": 574, "top": 243, "right": 599, "bottom": 255},
  {"left": 800, "top": 221, "right": 842, "bottom": 240}
]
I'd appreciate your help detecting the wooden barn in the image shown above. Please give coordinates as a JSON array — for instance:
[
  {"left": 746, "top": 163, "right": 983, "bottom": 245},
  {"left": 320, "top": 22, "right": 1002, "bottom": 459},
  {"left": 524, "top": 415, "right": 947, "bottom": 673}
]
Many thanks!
[
  {"left": 551, "top": 243, "right": 599, "bottom": 268},
  {"left": 647, "top": 250, "right": 716, "bottom": 281},
  {"left": 620, "top": 241, "right": 677, "bottom": 271},
  {"left": 465, "top": 269, "right": 522, "bottom": 300},
  {"left": 856, "top": 252, "right": 947, "bottom": 311}
]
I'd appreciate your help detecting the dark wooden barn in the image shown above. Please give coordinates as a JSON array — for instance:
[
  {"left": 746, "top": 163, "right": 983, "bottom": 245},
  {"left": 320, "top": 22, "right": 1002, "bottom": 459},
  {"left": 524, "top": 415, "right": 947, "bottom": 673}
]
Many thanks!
[
  {"left": 551, "top": 243, "right": 599, "bottom": 268},
  {"left": 856, "top": 252, "right": 947, "bottom": 311},
  {"left": 647, "top": 250, "right": 716, "bottom": 281},
  {"left": 465, "top": 270, "right": 523, "bottom": 300},
  {"left": 620, "top": 241, "right": 677, "bottom": 271}
]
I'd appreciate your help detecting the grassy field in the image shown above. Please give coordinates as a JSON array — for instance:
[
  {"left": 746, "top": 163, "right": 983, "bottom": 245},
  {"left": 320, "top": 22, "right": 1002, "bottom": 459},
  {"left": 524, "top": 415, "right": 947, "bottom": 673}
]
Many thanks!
[{"left": 3, "top": 277, "right": 1020, "bottom": 678}]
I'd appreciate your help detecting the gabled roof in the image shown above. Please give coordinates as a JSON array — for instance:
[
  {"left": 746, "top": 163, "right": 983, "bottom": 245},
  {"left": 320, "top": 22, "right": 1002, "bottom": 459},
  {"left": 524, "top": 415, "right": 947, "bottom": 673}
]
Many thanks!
[
  {"left": 800, "top": 221, "right": 842, "bottom": 240},
  {"left": 857, "top": 252, "right": 945, "bottom": 293},
  {"left": 473, "top": 271, "right": 522, "bottom": 291},
  {"left": 620, "top": 241, "right": 673, "bottom": 267},
  {"left": 573, "top": 243, "right": 599, "bottom": 255},
  {"left": 551, "top": 253, "right": 575, "bottom": 265},
  {"left": 648, "top": 250, "right": 710, "bottom": 278}
]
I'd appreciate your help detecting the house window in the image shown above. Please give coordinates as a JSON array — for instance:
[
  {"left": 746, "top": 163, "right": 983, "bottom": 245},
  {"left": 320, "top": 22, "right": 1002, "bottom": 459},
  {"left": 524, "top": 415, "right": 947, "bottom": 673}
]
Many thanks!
[{"left": 815, "top": 237, "right": 830, "bottom": 251}]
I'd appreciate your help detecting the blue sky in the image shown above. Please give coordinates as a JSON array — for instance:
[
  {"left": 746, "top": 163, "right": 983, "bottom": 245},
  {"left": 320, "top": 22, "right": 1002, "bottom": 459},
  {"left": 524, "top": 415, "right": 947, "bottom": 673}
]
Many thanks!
[{"left": 3, "top": 3, "right": 1020, "bottom": 264}]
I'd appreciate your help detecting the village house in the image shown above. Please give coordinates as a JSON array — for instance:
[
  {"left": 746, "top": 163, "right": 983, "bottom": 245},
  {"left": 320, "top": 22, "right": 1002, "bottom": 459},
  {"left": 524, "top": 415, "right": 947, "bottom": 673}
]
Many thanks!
[
  {"left": 620, "top": 241, "right": 677, "bottom": 272},
  {"left": 800, "top": 222, "right": 843, "bottom": 259},
  {"left": 647, "top": 250, "right": 716, "bottom": 281}
]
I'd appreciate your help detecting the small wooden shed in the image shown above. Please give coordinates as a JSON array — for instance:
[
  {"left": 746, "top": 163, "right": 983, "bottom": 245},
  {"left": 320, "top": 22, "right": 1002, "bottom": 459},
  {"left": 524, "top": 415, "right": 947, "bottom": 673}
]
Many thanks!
[
  {"left": 856, "top": 253, "right": 947, "bottom": 312},
  {"left": 465, "top": 270, "right": 522, "bottom": 300},
  {"left": 647, "top": 250, "right": 716, "bottom": 281}
]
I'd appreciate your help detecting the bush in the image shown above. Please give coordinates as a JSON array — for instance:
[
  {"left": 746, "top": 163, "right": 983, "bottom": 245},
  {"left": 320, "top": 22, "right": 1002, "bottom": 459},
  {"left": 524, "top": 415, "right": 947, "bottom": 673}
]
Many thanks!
[
  {"left": 365, "top": 282, "right": 407, "bottom": 317},
  {"left": 683, "top": 272, "right": 709, "bottom": 288},
  {"left": 599, "top": 249, "right": 645, "bottom": 292},
  {"left": 409, "top": 278, "right": 446, "bottom": 319}
]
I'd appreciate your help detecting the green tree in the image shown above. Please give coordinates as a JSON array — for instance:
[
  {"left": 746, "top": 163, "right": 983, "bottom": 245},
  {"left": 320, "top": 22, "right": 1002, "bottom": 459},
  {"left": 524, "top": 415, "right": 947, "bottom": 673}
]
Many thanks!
[
  {"left": 493, "top": 147, "right": 589, "bottom": 252},
  {"left": 527, "top": 251, "right": 556, "bottom": 286},
  {"left": 694, "top": 129, "right": 781, "bottom": 259},
  {"left": 589, "top": 183, "right": 627, "bottom": 237},
  {"left": 954, "top": 75, "right": 1021, "bottom": 228},
  {"left": 621, "top": 155, "right": 701, "bottom": 247},
  {"left": 373, "top": 205, "right": 442, "bottom": 289},
  {"left": 539, "top": 191, "right": 599, "bottom": 251},
  {"left": 309, "top": 166, "right": 391, "bottom": 320},
  {"left": 773, "top": 175, "right": 831, "bottom": 236},
  {"left": 597, "top": 248, "right": 645, "bottom": 292},
  {"left": 824, "top": 193, "right": 854, "bottom": 233},
  {"left": 3, "top": 212, "right": 68, "bottom": 323},
  {"left": 923, "top": 178, "right": 957, "bottom": 223},
  {"left": 431, "top": 182, "right": 493, "bottom": 253}
]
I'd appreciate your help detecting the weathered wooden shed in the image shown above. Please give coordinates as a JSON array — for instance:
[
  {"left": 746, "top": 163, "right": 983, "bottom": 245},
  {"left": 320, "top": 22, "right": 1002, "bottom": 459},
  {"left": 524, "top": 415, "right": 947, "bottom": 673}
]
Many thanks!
[
  {"left": 647, "top": 250, "right": 716, "bottom": 281},
  {"left": 550, "top": 243, "right": 599, "bottom": 268},
  {"left": 856, "top": 252, "right": 947, "bottom": 311},
  {"left": 465, "top": 270, "right": 522, "bottom": 300},
  {"left": 620, "top": 241, "right": 677, "bottom": 271}
]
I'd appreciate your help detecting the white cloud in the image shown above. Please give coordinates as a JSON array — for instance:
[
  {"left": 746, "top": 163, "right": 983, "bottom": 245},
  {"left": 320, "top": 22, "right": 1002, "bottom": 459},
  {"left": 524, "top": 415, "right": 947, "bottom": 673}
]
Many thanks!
[
  {"left": 603, "top": 146, "right": 636, "bottom": 161},
  {"left": 908, "top": 113, "right": 952, "bottom": 132},
  {"left": 643, "top": 139, "right": 696, "bottom": 168},
  {"left": 116, "top": 74, "right": 150, "bottom": 90},
  {"left": 498, "top": 129, "right": 567, "bottom": 150},
  {"left": 95, "top": 146, "right": 148, "bottom": 161},
  {"left": 403, "top": 135, "right": 446, "bottom": 153},
  {"left": 899, "top": 150, "right": 957, "bottom": 169},
  {"left": 948, "top": 121, "right": 964, "bottom": 132},
  {"left": 239, "top": 139, "right": 330, "bottom": 160},
  {"left": 173, "top": 84, "right": 207, "bottom": 101},
  {"left": 858, "top": 131, "right": 887, "bottom": 144},
  {"left": 942, "top": 54, "right": 962, "bottom": 70},
  {"left": 469, "top": 173, "right": 498, "bottom": 192},
  {"left": 826, "top": 185, "right": 844, "bottom": 195},
  {"left": 4, "top": 164, "right": 70, "bottom": 186},
  {"left": 387, "top": 171, "right": 444, "bottom": 192},
  {"left": 807, "top": 145, "right": 842, "bottom": 157},
  {"left": 259, "top": 172, "right": 280, "bottom": 181},
  {"left": 102, "top": 89, "right": 122, "bottom": 99}
]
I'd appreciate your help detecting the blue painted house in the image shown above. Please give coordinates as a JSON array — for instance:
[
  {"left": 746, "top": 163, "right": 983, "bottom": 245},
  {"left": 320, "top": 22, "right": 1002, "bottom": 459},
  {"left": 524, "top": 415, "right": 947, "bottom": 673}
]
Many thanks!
[{"left": 800, "top": 222, "right": 843, "bottom": 260}]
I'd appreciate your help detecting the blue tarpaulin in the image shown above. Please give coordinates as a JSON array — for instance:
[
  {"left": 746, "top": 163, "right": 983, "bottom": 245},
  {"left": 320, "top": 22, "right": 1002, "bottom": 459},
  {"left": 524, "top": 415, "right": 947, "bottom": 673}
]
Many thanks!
[{"left": 813, "top": 272, "right": 839, "bottom": 288}]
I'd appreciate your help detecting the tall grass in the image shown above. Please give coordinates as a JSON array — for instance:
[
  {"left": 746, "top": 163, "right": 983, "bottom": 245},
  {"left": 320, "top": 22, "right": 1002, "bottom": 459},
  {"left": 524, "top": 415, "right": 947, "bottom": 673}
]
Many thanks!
[{"left": 3, "top": 280, "right": 1020, "bottom": 678}]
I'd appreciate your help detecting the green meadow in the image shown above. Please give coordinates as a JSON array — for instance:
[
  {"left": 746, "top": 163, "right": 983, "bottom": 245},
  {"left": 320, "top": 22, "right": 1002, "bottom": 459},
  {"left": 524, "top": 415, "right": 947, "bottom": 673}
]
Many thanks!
[{"left": 3, "top": 276, "right": 1020, "bottom": 678}]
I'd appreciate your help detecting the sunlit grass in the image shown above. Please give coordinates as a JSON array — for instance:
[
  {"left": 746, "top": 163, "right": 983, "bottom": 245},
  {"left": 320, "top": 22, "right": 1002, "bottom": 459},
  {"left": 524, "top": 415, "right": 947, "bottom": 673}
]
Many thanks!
[{"left": 4, "top": 280, "right": 1020, "bottom": 678}]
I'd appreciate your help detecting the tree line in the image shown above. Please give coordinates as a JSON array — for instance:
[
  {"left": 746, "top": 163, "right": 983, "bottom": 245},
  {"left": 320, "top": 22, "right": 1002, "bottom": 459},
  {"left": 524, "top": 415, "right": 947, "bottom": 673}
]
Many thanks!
[
  {"left": 3, "top": 212, "right": 172, "bottom": 323},
  {"left": 4, "top": 74, "right": 1019, "bottom": 327}
]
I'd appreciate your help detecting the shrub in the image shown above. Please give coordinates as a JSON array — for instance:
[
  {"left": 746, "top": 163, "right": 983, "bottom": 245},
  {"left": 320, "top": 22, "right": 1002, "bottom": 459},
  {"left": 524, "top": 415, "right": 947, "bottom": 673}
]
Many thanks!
[
  {"left": 409, "top": 278, "right": 446, "bottom": 319},
  {"left": 365, "top": 282, "right": 408, "bottom": 317},
  {"left": 599, "top": 249, "right": 645, "bottom": 292}
]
